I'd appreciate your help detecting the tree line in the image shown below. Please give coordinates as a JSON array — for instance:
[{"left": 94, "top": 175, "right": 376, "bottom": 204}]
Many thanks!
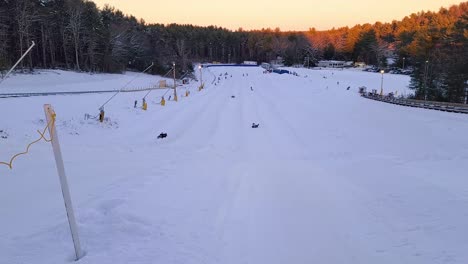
[
  {"left": 307, "top": 2, "right": 467, "bottom": 102},
  {"left": 0, "top": 0, "right": 466, "bottom": 102},
  {"left": 0, "top": 0, "right": 313, "bottom": 75}
]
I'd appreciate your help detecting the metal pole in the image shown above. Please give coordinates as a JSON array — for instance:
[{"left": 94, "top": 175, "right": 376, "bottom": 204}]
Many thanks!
[
  {"left": 99, "top": 62, "right": 153, "bottom": 110},
  {"left": 0, "top": 41, "right": 36, "bottom": 86},
  {"left": 402, "top": 57, "right": 405, "bottom": 70},
  {"left": 44, "top": 104, "right": 82, "bottom": 261}
]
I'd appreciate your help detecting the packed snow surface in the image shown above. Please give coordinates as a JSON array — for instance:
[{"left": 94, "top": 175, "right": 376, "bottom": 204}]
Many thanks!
[{"left": 1, "top": 67, "right": 468, "bottom": 264}]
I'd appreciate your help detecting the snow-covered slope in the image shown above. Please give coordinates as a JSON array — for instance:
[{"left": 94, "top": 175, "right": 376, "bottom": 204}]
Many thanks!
[
  {"left": 1, "top": 67, "right": 467, "bottom": 264},
  {"left": 283, "top": 67, "right": 413, "bottom": 96}
]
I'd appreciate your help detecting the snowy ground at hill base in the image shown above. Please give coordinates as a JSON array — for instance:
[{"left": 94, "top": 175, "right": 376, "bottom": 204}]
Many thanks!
[
  {"left": 0, "top": 70, "right": 170, "bottom": 93},
  {"left": 1, "top": 67, "right": 468, "bottom": 264}
]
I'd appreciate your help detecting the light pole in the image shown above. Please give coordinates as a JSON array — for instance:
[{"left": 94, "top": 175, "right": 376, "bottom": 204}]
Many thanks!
[
  {"left": 380, "top": 70, "right": 384, "bottom": 96},
  {"left": 423, "top": 60, "right": 429, "bottom": 101},
  {"left": 402, "top": 57, "right": 406, "bottom": 69},
  {"left": 173, "top": 62, "right": 177, "bottom": 102},
  {"left": 228, "top": 53, "right": 231, "bottom": 64},
  {"left": 199, "top": 65, "right": 203, "bottom": 84},
  {"left": 198, "top": 65, "right": 204, "bottom": 91}
]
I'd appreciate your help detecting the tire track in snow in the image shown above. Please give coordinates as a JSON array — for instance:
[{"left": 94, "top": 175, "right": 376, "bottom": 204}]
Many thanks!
[
  {"left": 127, "top": 78, "right": 228, "bottom": 149},
  {"left": 250, "top": 75, "right": 311, "bottom": 159},
  {"left": 165, "top": 76, "right": 239, "bottom": 151}
]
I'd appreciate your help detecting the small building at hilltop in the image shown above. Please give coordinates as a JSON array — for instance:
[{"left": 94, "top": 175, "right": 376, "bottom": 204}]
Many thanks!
[
  {"left": 317, "top": 60, "right": 354, "bottom": 68},
  {"left": 243, "top": 61, "right": 258, "bottom": 65},
  {"left": 270, "top": 56, "right": 284, "bottom": 67}
]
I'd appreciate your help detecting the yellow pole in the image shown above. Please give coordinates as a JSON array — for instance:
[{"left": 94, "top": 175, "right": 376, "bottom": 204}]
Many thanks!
[{"left": 99, "top": 108, "right": 105, "bottom": 123}]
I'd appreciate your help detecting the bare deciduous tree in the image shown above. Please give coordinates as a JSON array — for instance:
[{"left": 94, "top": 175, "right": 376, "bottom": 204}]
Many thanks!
[{"left": 67, "top": 0, "right": 84, "bottom": 71}]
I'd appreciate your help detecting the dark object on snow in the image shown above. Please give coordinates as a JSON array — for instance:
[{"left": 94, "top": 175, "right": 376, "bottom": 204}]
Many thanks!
[
  {"left": 250, "top": 86, "right": 253, "bottom": 91},
  {"left": 0, "top": 129, "right": 7, "bottom": 139},
  {"left": 231, "top": 95, "right": 235, "bottom": 98},
  {"left": 272, "top": 69, "right": 289, "bottom": 74},
  {"left": 347, "top": 86, "right": 350, "bottom": 90},
  {"left": 252, "top": 123, "right": 259, "bottom": 128},
  {"left": 157, "top": 133, "right": 168, "bottom": 139},
  {"left": 134, "top": 100, "right": 138, "bottom": 108}
]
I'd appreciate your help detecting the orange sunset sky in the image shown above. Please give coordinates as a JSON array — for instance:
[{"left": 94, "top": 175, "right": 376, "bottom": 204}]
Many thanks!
[{"left": 91, "top": 0, "right": 463, "bottom": 31}]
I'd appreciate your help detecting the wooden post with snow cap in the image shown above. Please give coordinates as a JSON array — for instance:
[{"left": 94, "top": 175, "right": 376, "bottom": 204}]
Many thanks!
[{"left": 44, "top": 104, "right": 83, "bottom": 261}]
